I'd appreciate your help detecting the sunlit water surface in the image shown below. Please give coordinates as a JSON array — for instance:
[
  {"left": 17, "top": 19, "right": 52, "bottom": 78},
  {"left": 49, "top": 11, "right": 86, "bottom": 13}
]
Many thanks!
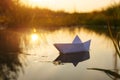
[{"left": 18, "top": 27, "right": 118, "bottom": 80}]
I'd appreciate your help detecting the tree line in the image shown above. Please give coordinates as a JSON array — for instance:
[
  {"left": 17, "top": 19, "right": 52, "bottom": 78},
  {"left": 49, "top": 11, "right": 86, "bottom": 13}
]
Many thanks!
[{"left": 0, "top": 0, "right": 120, "bottom": 31}]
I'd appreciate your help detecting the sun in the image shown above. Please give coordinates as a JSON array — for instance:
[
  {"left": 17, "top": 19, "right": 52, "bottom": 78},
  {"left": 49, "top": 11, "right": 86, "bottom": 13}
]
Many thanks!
[{"left": 31, "top": 33, "right": 39, "bottom": 42}]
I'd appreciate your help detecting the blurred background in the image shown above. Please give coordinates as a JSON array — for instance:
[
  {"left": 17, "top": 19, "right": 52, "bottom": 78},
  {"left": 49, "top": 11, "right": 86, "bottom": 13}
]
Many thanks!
[{"left": 0, "top": 0, "right": 120, "bottom": 80}]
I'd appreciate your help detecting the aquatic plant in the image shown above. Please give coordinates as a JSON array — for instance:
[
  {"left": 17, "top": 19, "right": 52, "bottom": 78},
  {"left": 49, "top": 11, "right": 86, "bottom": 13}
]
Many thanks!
[{"left": 88, "top": 3, "right": 120, "bottom": 80}]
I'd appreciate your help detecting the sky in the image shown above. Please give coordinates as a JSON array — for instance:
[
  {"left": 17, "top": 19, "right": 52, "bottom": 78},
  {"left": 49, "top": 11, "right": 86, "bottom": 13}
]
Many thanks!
[{"left": 20, "top": 0, "right": 120, "bottom": 13}]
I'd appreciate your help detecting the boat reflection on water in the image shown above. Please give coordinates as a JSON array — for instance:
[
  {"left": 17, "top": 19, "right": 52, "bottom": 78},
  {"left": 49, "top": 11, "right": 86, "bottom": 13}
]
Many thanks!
[{"left": 53, "top": 51, "right": 90, "bottom": 66}]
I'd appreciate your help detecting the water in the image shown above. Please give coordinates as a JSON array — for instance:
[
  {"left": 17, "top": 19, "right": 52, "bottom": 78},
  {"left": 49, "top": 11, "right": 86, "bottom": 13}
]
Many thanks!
[
  {"left": 17, "top": 27, "right": 118, "bottom": 80},
  {"left": 0, "top": 27, "right": 118, "bottom": 80}
]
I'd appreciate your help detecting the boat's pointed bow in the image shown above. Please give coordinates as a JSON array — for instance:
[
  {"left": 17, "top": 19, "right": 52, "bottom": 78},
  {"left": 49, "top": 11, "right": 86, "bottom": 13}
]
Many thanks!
[{"left": 72, "top": 62, "right": 79, "bottom": 67}]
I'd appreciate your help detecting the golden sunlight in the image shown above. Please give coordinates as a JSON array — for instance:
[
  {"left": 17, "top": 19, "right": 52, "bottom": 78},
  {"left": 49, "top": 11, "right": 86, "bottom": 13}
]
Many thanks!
[
  {"left": 20, "top": 0, "right": 49, "bottom": 8},
  {"left": 20, "top": 0, "right": 120, "bottom": 13},
  {"left": 29, "top": 0, "right": 42, "bottom": 3},
  {"left": 27, "top": 0, "right": 43, "bottom": 6},
  {"left": 31, "top": 33, "right": 39, "bottom": 42}
]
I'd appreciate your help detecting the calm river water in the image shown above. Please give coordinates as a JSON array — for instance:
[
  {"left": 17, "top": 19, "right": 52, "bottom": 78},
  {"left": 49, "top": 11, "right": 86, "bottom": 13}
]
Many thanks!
[{"left": 18, "top": 27, "right": 118, "bottom": 80}]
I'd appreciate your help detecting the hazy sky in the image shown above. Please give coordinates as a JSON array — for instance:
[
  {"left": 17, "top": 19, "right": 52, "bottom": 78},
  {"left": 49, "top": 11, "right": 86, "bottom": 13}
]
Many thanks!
[{"left": 20, "top": 0, "right": 120, "bottom": 13}]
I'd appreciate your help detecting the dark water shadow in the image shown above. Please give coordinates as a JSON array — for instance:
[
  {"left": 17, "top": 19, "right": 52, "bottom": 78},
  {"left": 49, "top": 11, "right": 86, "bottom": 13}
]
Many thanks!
[
  {"left": 53, "top": 52, "right": 90, "bottom": 67},
  {"left": 0, "top": 30, "right": 25, "bottom": 80}
]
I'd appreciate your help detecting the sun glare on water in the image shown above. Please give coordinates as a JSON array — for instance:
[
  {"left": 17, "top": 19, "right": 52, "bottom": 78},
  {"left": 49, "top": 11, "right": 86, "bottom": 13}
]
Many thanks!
[{"left": 31, "top": 33, "right": 39, "bottom": 42}]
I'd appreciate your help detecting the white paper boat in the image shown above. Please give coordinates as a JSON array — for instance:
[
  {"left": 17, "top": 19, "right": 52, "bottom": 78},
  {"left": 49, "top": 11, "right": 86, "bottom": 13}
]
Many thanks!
[
  {"left": 53, "top": 35, "right": 91, "bottom": 66},
  {"left": 54, "top": 35, "right": 91, "bottom": 54}
]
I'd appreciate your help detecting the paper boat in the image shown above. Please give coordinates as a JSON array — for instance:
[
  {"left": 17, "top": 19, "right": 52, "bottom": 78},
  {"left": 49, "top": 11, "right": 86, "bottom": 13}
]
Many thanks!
[{"left": 53, "top": 35, "right": 91, "bottom": 66}]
